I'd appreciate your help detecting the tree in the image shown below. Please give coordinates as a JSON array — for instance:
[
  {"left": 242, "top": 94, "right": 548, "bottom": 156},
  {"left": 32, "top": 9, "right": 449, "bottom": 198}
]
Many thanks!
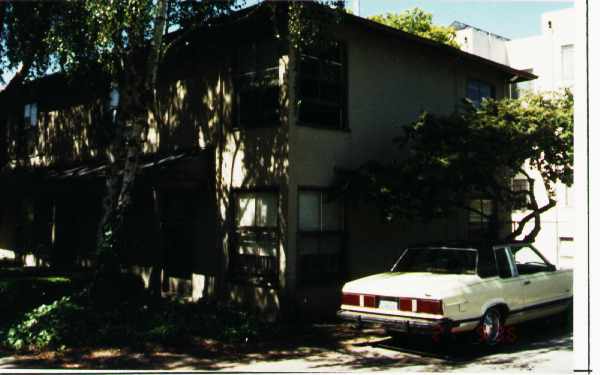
[
  {"left": 369, "top": 8, "right": 459, "bottom": 48},
  {"left": 1, "top": 0, "right": 347, "bottom": 281},
  {"left": 1, "top": 1, "right": 241, "bottom": 278},
  {"left": 342, "top": 90, "right": 573, "bottom": 242}
]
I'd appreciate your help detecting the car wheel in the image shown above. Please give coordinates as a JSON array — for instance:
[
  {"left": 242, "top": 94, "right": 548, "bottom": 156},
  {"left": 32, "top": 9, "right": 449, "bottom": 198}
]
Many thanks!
[
  {"left": 560, "top": 301, "right": 573, "bottom": 330},
  {"left": 479, "top": 308, "right": 503, "bottom": 346}
]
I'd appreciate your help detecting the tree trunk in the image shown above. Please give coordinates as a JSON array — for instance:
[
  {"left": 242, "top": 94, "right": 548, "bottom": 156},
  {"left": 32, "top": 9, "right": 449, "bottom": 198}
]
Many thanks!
[{"left": 93, "top": 0, "right": 169, "bottom": 300}]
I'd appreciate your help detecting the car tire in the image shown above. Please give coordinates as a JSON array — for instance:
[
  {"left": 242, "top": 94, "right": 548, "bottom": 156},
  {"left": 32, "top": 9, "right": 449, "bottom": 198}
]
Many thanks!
[
  {"left": 478, "top": 307, "right": 504, "bottom": 346},
  {"left": 560, "top": 301, "right": 573, "bottom": 330}
]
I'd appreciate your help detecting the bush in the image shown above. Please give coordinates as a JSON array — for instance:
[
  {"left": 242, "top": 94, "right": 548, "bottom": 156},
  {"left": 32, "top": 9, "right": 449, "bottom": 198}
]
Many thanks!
[
  {"left": 3, "top": 296, "right": 87, "bottom": 351},
  {"left": 0, "top": 276, "right": 77, "bottom": 326},
  {"left": 1, "top": 279, "right": 278, "bottom": 351}
]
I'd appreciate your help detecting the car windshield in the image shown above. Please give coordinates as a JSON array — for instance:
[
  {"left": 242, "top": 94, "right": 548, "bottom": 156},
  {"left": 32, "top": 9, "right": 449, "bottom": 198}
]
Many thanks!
[{"left": 391, "top": 247, "right": 477, "bottom": 275}]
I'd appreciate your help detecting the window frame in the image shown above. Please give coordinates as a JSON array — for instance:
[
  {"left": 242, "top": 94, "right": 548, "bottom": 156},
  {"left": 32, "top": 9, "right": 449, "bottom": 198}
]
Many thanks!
[
  {"left": 466, "top": 78, "right": 496, "bottom": 107},
  {"left": 493, "top": 246, "right": 518, "bottom": 278},
  {"left": 296, "top": 41, "right": 348, "bottom": 131},
  {"left": 296, "top": 187, "right": 346, "bottom": 284},
  {"left": 233, "top": 39, "right": 283, "bottom": 130},
  {"left": 23, "top": 103, "right": 38, "bottom": 128},
  {"left": 229, "top": 187, "right": 280, "bottom": 286},
  {"left": 511, "top": 177, "right": 531, "bottom": 209},
  {"left": 508, "top": 243, "right": 555, "bottom": 274},
  {"left": 561, "top": 44, "right": 574, "bottom": 82}
]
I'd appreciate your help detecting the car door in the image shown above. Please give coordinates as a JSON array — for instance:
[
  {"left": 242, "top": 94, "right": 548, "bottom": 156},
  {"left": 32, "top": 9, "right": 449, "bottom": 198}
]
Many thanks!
[
  {"left": 509, "top": 244, "right": 571, "bottom": 311},
  {"left": 491, "top": 246, "right": 525, "bottom": 309}
]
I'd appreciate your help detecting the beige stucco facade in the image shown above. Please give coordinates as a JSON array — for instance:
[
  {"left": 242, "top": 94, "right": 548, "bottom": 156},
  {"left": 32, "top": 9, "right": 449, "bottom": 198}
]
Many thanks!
[{"left": 0, "top": 5, "right": 526, "bottom": 318}]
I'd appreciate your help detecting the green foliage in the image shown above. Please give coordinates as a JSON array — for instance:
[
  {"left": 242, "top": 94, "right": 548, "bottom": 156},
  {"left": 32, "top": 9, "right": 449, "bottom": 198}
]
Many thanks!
[
  {"left": 1, "top": 286, "right": 273, "bottom": 352},
  {"left": 287, "top": 1, "right": 346, "bottom": 52},
  {"left": 369, "top": 8, "right": 459, "bottom": 48},
  {"left": 346, "top": 89, "right": 573, "bottom": 241},
  {"left": 0, "top": 276, "right": 76, "bottom": 324},
  {"left": 3, "top": 296, "right": 86, "bottom": 351}
]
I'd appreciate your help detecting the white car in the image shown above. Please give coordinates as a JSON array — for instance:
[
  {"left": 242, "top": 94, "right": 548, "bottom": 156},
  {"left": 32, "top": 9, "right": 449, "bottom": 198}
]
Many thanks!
[{"left": 338, "top": 242, "right": 572, "bottom": 345}]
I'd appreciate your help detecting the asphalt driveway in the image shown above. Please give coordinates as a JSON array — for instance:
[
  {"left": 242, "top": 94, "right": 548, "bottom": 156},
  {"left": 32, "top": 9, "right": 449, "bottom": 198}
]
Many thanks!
[{"left": 0, "top": 318, "right": 572, "bottom": 372}]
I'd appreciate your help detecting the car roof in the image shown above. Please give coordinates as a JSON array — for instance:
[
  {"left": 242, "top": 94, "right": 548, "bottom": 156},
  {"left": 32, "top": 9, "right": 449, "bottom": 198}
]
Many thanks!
[{"left": 405, "top": 240, "right": 531, "bottom": 255}]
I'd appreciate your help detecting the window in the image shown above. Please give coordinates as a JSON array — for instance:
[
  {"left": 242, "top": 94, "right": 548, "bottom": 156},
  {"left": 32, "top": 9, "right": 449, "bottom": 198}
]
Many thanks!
[
  {"left": 297, "top": 42, "right": 346, "bottom": 129},
  {"left": 235, "top": 39, "right": 281, "bottom": 129},
  {"left": 510, "top": 69, "right": 534, "bottom": 98},
  {"left": 297, "top": 189, "right": 344, "bottom": 283},
  {"left": 392, "top": 248, "right": 477, "bottom": 275},
  {"left": 561, "top": 44, "right": 574, "bottom": 82},
  {"left": 509, "top": 244, "right": 555, "bottom": 274},
  {"left": 466, "top": 79, "right": 495, "bottom": 107},
  {"left": 494, "top": 247, "right": 516, "bottom": 278},
  {"left": 231, "top": 191, "right": 278, "bottom": 283},
  {"left": 22, "top": 103, "right": 38, "bottom": 156},
  {"left": 468, "top": 198, "right": 493, "bottom": 239},
  {"left": 24, "top": 103, "right": 38, "bottom": 127},
  {"left": 107, "top": 85, "right": 120, "bottom": 124},
  {"left": 511, "top": 177, "right": 531, "bottom": 209}
]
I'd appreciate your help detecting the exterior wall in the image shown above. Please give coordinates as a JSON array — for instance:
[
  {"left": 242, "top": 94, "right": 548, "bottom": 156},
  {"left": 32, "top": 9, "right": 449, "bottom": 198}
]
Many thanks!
[
  {"left": 286, "top": 22, "right": 512, "bottom": 316},
  {"left": 455, "top": 28, "right": 509, "bottom": 65},
  {"left": 0, "top": 22, "right": 292, "bottom": 316}
]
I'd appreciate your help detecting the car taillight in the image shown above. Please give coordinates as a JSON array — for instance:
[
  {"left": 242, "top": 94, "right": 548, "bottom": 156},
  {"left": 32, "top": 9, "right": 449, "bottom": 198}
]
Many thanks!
[
  {"left": 363, "top": 295, "right": 377, "bottom": 308},
  {"left": 399, "top": 298, "right": 412, "bottom": 311},
  {"left": 341, "top": 293, "right": 360, "bottom": 306},
  {"left": 416, "top": 299, "right": 443, "bottom": 315}
]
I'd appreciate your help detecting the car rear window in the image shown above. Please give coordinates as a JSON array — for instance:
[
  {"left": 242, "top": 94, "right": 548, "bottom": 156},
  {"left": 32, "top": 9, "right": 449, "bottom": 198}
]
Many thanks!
[{"left": 391, "top": 248, "right": 477, "bottom": 275}]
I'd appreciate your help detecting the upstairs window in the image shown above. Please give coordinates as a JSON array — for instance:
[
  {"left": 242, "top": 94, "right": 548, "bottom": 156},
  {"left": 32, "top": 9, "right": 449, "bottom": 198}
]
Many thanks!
[
  {"left": 466, "top": 79, "right": 495, "bottom": 107},
  {"left": 24, "top": 103, "right": 38, "bottom": 127},
  {"left": 231, "top": 190, "right": 279, "bottom": 284},
  {"left": 297, "top": 41, "right": 347, "bottom": 130},
  {"left": 235, "top": 40, "right": 281, "bottom": 129},
  {"left": 561, "top": 44, "right": 574, "bottom": 82},
  {"left": 297, "top": 189, "right": 345, "bottom": 284},
  {"left": 107, "top": 85, "right": 120, "bottom": 124}
]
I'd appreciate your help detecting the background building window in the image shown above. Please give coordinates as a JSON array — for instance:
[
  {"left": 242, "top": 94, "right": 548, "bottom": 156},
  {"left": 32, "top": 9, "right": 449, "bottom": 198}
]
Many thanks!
[
  {"left": 297, "top": 189, "right": 344, "bottom": 283},
  {"left": 297, "top": 42, "right": 346, "bottom": 130},
  {"left": 231, "top": 191, "right": 278, "bottom": 283},
  {"left": 235, "top": 39, "right": 281, "bottom": 129},
  {"left": 511, "top": 177, "right": 531, "bottom": 209},
  {"left": 510, "top": 69, "right": 534, "bottom": 98},
  {"left": 561, "top": 44, "right": 574, "bottom": 82},
  {"left": 466, "top": 79, "right": 495, "bottom": 107}
]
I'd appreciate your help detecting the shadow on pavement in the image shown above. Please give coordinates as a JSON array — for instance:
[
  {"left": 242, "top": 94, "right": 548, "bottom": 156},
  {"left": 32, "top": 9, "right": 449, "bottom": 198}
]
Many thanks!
[
  {"left": 362, "top": 316, "right": 573, "bottom": 368},
  {"left": 0, "top": 316, "right": 572, "bottom": 371}
]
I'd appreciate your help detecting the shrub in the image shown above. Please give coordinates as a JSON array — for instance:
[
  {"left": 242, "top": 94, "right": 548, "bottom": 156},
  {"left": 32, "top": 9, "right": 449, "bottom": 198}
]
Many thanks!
[{"left": 3, "top": 296, "right": 88, "bottom": 351}]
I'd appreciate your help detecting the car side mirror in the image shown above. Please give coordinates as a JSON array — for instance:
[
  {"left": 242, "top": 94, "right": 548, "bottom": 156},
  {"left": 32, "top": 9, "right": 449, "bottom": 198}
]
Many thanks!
[{"left": 547, "top": 264, "right": 557, "bottom": 272}]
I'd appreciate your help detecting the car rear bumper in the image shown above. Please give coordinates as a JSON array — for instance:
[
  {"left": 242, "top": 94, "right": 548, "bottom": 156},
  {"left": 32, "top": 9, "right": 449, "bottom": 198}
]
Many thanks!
[{"left": 337, "top": 309, "right": 456, "bottom": 335}]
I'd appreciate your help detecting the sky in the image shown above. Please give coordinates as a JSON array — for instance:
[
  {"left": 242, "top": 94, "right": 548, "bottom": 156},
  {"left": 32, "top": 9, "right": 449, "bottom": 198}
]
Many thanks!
[
  {"left": 356, "top": 0, "right": 574, "bottom": 39},
  {"left": 1, "top": 0, "right": 574, "bottom": 89}
]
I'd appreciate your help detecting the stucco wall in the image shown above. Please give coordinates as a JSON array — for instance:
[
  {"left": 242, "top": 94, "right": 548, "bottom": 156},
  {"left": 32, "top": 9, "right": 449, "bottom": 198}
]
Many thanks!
[{"left": 286, "top": 22, "right": 512, "bottom": 302}]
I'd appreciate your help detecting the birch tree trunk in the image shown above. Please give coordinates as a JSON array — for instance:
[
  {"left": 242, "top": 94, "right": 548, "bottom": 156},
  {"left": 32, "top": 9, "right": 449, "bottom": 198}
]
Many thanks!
[{"left": 95, "top": 0, "right": 169, "bottom": 282}]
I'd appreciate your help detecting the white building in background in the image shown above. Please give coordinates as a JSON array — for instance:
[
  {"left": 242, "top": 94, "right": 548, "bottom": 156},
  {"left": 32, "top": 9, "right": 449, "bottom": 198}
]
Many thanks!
[{"left": 452, "top": 7, "right": 575, "bottom": 269}]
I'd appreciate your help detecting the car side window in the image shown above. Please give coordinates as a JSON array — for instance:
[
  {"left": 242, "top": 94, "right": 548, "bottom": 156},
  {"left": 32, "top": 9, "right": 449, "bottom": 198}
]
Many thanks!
[
  {"left": 494, "top": 247, "right": 516, "bottom": 278},
  {"left": 510, "top": 245, "right": 555, "bottom": 274}
]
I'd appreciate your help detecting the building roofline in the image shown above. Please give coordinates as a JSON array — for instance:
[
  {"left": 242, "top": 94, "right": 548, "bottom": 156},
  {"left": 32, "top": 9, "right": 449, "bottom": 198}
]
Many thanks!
[
  {"left": 450, "top": 21, "right": 511, "bottom": 41},
  {"left": 341, "top": 11, "right": 535, "bottom": 82}
]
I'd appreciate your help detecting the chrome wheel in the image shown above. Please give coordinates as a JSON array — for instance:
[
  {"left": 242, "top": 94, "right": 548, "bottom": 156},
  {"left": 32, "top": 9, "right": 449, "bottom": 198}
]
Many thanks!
[{"left": 481, "top": 308, "right": 502, "bottom": 345}]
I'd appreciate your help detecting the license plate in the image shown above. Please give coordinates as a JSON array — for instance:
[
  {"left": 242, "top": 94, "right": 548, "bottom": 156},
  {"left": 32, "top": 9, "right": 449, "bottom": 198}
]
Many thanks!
[{"left": 379, "top": 299, "right": 398, "bottom": 310}]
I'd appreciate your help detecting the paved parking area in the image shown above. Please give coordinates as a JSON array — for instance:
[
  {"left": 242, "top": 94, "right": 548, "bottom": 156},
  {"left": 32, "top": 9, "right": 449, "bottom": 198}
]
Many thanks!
[{"left": 0, "top": 319, "right": 572, "bottom": 372}]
